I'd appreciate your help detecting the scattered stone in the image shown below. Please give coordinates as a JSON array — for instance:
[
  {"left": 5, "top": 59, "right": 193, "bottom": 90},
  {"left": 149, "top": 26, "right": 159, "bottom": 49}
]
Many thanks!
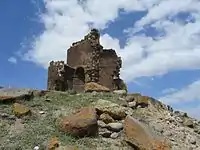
[
  {"left": 98, "top": 120, "right": 108, "bottom": 128},
  {"left": 183, "top": 119, "right": 194, "bottom": 128},
  {"left": 136, "top": 96, "right": 150, "bottom": 108},
  {"left": 154, "top": 124, "right": 164, "bottom": 133},
  {"left": 8, "top": 115, "right": 16, "bottom": 120},
  {"left": 163, "top": 131, "right": 172, "bottom": 137},
  {"left": 47, "top": 137, "right": 60, "bottom": 150},
  {"left": 33, "top": 146, "right": 39, "bottom": 150},
  {"left": 93, "top": 99, "right": 126, "bottom": 120},
  {"left": 113, "top": 90, "right": 127, "bottom": 95},
  {"left": 59, "top": 107, "right": 98, "bottom": 137},
  {"left": 186, "top": 135, "right": 196, "bottom": 145},
  {"left": 84, "top": 82, "right": 110, "bottom": 92},
  {"left": 110, "top": 132, "right": 119, "bottom": 139},
  {"left": 99, "top": 113, "right": 114, "bottom": 124},
  {"left": 99, "top": 128, "right": 112, "bottom": 138},
  {"left": 107, "top": 122, "right": 123, "bottom": 132},
  {"left": 1, "top": 113, "right": 9, "bottom": 118},
  {"left": 128, "top": 101, "right": 136, "bottom": 108},
  {"left": 13, "top": 103, "right": 31, "bottom": 117},
  {"left": 39, "top": 111, "right": 45, "bottom": 114}
]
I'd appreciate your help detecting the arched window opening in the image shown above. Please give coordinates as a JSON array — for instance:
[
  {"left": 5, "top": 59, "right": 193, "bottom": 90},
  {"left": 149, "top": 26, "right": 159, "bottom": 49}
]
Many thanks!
[{"left": 75, "top": 67, "right": 85, "bottom": 82}]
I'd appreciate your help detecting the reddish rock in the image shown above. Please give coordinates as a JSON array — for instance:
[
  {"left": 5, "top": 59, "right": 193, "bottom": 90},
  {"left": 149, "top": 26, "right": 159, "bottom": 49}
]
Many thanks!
[
  {"left": 0, "top": 96, "right": 16, "bottom": 103},
  {"left": 47, "top": 137, "right": 60, "bottom": 150},
  {"left": 59, "top": 107, "right": 98, "bottom": 137},
  {"left": 124, "top": 116, "right": 171, "bottom": 150},
  {"left": 84, "top": 82, "right": 110, "bottom": 92}
]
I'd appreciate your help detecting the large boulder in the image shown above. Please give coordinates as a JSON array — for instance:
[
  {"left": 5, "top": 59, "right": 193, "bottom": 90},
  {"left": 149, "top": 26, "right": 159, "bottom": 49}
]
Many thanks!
[
  {"left": 84, "top": 82, "right": 110, "bottom": 92},
  {"left": 0, "top": 96, "right": 16, "bottom": 103},
  {"left": 93, "top": 99, "right": 126, "bottom": 120},
  {"left": 59, "top": 107, "right": 98, "bottom": 137},
  {"left": 124, "top": 116, "right": 170, "bottom": 150},
  {"left": 0, "top": 88, "right": 33, "bottom": 103}
]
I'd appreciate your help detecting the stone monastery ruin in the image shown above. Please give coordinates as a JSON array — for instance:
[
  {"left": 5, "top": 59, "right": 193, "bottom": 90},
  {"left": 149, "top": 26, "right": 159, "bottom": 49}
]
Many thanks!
[{"left": 47, "top": 29, "right": 125, "bottom": 92}]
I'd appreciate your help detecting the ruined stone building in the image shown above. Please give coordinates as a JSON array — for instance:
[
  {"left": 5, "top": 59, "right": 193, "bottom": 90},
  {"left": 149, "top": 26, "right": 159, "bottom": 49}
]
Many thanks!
[{"left": 47, "top": 29, "right": 125, "bottom": 92}]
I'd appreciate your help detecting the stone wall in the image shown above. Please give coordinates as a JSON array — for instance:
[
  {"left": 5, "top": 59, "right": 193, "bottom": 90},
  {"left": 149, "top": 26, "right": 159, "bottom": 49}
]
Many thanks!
[
  {"left": 47, "top": 61, "right": 75, "bottom": 91},
  {"left": 47, "top": 29, "right": 125, "bottom": 92},
  {"left": 99, "top": 49, "right": 122, "bottom": 90}
]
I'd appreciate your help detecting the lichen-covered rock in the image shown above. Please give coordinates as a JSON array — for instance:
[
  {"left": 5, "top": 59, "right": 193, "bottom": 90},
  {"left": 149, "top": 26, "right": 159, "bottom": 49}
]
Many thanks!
[
  {"left": 136, "top": 96, "right": 150, "bottom": 108},
  {"left": 59, "top": 107, "right": 98, "bottom": 137},
  {"left": 13, "top": 103, "right": 31, "bottom": 117},
  {"left": 124, "top": 116, "right": 170, "bottom": 150},
  {"left": 93, "top": 99, "right": 126, "bottom": 120},
  {"left": 99, "top": 113, "right": 114, "bottom": 124},
  {"left": 84, "top": 82, "right": 110, "bottom": 92}
]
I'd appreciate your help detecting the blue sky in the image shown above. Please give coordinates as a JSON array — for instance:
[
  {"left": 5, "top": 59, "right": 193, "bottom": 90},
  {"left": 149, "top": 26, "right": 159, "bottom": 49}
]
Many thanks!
[{"left": 1, "top": 0, "right": 200, "bottom": 120}]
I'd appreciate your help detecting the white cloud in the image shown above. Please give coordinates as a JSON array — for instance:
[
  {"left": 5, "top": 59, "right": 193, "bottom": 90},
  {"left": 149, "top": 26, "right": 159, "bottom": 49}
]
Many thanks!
[
  {"left": 20, "top": 0, "right": 200, "bottom": 83},
  {"left": 161, "top": 88, "right": 178, "bottom": 95},
  {"left": 180, "top": 104, "right": 200, "bottom": 120},
  {"left": 158, "top": 79, "right": 200, "bottom": 120},
  {"left": 159, "top": 79, "right": 200, "bottom": 105},
  {"left": 8, "top": 57, "right": 17, "bottom": 64}
]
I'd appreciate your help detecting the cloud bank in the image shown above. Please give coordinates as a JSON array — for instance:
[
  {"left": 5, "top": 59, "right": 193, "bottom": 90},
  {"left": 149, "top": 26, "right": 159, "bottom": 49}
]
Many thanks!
[{"left": 21, "top": 0, "right": 200, "bottom": 83}]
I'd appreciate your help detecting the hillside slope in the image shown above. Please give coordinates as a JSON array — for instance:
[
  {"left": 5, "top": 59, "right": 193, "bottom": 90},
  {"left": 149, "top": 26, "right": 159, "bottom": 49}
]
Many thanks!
[{"left": 0, "top": 89, "right": 200, "bottom": 150}]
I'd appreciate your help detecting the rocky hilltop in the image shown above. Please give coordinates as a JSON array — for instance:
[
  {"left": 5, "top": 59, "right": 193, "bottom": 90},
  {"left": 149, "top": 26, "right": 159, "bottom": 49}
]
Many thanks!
[{"left": 0, "top": 88, "right": 200, "bottom": 150}]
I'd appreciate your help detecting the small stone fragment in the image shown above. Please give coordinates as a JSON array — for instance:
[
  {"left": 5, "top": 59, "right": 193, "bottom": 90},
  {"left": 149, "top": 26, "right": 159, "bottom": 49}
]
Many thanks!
[
  {"left": 107, "top": 122, "right": 123, "bottom": 132},
  {"left": 110, "top": 132, "right": 119, "bottom": 139},
  {"left": 128, "top": 101, "right": 136, "bottom": 108},
  {"left": 98, "top": 120, "right": 108, "bottom": 128},
  {"left": 100, "top": 113, "right": 114, "bottom": 124}
]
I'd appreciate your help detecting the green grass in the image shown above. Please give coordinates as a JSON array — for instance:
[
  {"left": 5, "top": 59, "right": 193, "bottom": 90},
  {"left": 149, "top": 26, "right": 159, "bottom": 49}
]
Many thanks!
[{"left": 0, "top": 91, "right": 124, "bottom": 150}]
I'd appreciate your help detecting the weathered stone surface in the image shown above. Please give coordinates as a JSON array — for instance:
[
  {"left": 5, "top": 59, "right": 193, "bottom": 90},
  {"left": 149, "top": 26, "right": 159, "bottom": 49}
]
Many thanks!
[
  {"left": 113, "top": 90, "right": 127, "bottom": 95},
  {"left": 59, "top": 107, "right": 98, "bottom": 137},
  {"left": 107, "top": 122, "right": 123, "bottom": 132},
  {"left": 124, "top": 116, "right": 170, "bottom": 150},
  {"left": 136, "top": 96, "right": 150, "bottom": 108},
  {"left": 13, "top": 103, "right": 31, "bottom": 117},
  {"left": 47, "top": 137, "right": 60, "bottom": 150},
  {"left": 0, "top": 96, "right": 16, "bottom": 103},
  {"left": 93, "top": 99, "right": 126, "bottom": 120},
  {"left": 99, "top": 128, "right": 112, "bottom": 138},
  {"left": 110, "top": 132, "right": 120, "bottom": 139},
  {"left": 128, "top": 101, "right": 137, "bottom": 108},
  {"left": 99, "top": 113, "right": 114, "bottom": 124},
  {"left": 0, "top": 88, "right": 33, "bottom": 103},
  {"left": 183, "top": 119, "right": 194, "bottom": 128},
  {"left": 98, "top": 120, "right": 108, "bottom": 128},
  {"left": 84, "top": 82, "right": 110, "bottom": 92}
]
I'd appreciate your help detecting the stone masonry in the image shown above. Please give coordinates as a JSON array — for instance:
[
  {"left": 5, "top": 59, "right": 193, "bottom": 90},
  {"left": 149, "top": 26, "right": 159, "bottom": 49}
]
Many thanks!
[{"left": 47, "top": 29, "right": 124, "bottom": 92}]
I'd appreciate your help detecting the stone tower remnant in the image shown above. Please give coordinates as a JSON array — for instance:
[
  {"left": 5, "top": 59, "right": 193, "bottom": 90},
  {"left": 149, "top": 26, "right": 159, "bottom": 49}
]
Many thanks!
[{"left": 47, "top": 29, "right": 125, "bottom": 92}]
